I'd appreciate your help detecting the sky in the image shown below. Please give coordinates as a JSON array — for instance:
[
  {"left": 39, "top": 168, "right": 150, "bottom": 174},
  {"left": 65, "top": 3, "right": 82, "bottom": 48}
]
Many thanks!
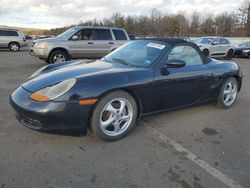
[{"left": 0, "top": 0, "right": 244, "bottom": 29}]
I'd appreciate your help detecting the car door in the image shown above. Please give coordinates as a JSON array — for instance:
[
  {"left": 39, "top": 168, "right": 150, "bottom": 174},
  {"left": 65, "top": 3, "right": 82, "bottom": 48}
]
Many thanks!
[
  {"left": 210, "top": 38, "right": 222, "bottom": 56},
  {"left": 67, "top": 28, "right": 95, "bottom": 58},
  {"left": 92, "top": 28, "right": 114, "bottom": 58},
  {"left": 147, "top": 44, "right": 212, "bottom": 113},
  {"left": 220, "top": 38, "right": 232, "bottom": 55}
]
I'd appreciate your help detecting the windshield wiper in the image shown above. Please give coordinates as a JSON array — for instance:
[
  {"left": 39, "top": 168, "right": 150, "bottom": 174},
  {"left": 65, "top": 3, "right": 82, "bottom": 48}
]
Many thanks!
[{"left": 112, "top": 58, "right": 131, "bottom": 66}]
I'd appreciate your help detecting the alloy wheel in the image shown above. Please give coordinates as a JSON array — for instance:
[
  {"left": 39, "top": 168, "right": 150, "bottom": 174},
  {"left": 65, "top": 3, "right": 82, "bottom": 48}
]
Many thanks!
[
  {"left": 100, "top": 98, "right": 133, "bottom": 137},
  {"left": 223, "top": 80, "right": 237, "bottom": 107}
]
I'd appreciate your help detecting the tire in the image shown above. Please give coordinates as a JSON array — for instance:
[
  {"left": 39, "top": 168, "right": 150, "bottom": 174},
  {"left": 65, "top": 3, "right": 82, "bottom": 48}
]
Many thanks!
[
  {"left": 217, "top": 77, "right": 238, "bottom": 109},
  {"left": 202, "top": 49, "right": 209, "bottom": 57},
  {"left": 9, "top": 42, "right": 20, "bottom": 52},
  {"left": 248, "top": 53, "right": 250, "bottom": 59},
  {"left": 48, "top": 50, "right": 69, "bottom": 64},
  {"left": 90, "top": 90, "right": 138, "bottom": 141},
  {"left": 225, "top": 49, "right": 234, "bottom": 60}
]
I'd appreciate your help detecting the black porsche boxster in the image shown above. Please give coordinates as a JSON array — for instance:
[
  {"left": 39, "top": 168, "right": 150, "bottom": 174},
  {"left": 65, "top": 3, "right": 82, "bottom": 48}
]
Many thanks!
[{"left": 10, "top": 38, "right": 243, "bottom": 141}]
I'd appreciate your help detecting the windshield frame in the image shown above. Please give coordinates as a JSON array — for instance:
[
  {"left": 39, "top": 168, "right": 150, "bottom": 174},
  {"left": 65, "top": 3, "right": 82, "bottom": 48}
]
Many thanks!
[{"left": 102, "top": 40, "right": 169, "bottom": 68}]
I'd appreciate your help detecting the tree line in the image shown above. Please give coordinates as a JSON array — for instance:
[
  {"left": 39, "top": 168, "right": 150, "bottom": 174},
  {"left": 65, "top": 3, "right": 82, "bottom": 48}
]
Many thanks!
[{"left": 45, "top": 1, "right": 250, "bottom": 38}]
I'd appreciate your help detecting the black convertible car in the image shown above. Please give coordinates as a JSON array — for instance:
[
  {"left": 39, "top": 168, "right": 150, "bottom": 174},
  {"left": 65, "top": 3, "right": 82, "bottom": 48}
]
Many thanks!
[
  {"left": 234, "top": 42, "right": 250, "bottom": 58},
  {"left": 10, "top": 38, "right": 242, "bottom": 141}
]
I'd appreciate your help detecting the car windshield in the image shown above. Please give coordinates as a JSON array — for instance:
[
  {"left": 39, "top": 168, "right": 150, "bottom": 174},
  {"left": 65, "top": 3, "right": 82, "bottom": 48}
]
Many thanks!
[
  {"left": 103, "top": 40, "right": 167, "bottom": 67},
  {"left": 197, "top": 38, "right": 214, "bottom": 44},
  {"left": 56, "top": 28, "right": 79, "bottom": 39}
]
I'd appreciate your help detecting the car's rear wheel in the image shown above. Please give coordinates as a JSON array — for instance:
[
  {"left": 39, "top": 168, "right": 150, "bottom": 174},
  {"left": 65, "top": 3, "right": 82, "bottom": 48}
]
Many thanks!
[
  {"left": 217, "top": 77, "right": 238, "bottom": 109},
  {"left": 9, "top": 42, "right": 20, "bottom": 52},
  {"left": 202, "top": 49, "right": 209, "bottom": 57},
  {"left": 90, "top": 91, "right": 138, "bottom": 141},
  {"left": 48, "top": 50, "right": 69, "bottom": 64},
  {"left": 225, "top": 49, "right": 234, "bottom": 60}
]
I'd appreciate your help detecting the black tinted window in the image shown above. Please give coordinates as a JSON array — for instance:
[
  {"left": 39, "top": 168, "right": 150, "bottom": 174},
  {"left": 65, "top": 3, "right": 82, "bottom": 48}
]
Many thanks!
[
  {"left": 0, "top": 30, "right": 18, "bottom": 36},
  {"left": 112, "top": 29, "right": 127, "bottom": 40},
  {"left": 93, "top": 29, "right": 112, "bottom": 40}
]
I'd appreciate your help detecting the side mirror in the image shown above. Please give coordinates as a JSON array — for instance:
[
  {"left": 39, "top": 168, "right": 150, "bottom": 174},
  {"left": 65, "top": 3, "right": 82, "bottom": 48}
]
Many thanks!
[
  {"left": 71, "top": 35, "right": 79, "bottom": 40},
  {"left": 211, "top": 42, "right": 218, "bottom": 45},
  {"left": 166, "top": 59, "right": 186, "bottom": 68}
]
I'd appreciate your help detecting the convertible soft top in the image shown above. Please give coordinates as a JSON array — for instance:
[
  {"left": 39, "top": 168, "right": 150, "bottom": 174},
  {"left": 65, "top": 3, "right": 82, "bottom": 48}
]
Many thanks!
[{"left": 141, "top": 38, "right": 189, "bottom": 46}]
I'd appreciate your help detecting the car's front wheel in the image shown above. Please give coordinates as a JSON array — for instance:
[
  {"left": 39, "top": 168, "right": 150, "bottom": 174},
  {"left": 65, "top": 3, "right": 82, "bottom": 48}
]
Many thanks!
[
  {"left": 9, "top": 42, "right": 20, "bottom": 52},
  {"left": 217, "top": 77, "right": 238, "bottom": 109},
  {"left": 48, "top": 50, "right": 69, "bottom": 64},
  {"left": 90, "top": 91, "right": 138, "bottom": 141}
]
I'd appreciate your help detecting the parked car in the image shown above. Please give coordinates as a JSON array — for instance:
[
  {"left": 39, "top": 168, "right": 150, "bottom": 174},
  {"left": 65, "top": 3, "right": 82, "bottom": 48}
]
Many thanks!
[
  {"left": 10, "top": 38, "right": 242, "bottom": 141},
  {"left": 195, "top": 37, "right": 235, "bottom": 59},
  {"left": 234, "top": 42, "right": 250, "bottom": 58},
  {"left": 30, "top": 26, "right": 130, "bottom": 64},
  {"left": 0, "top": 29, "right": 28, "bottom": 51}
]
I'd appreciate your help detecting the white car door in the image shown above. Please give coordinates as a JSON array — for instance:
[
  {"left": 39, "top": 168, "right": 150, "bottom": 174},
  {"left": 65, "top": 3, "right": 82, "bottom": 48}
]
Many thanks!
[{"left": 210, "top": 38, "right": 221, "bottom": 56}]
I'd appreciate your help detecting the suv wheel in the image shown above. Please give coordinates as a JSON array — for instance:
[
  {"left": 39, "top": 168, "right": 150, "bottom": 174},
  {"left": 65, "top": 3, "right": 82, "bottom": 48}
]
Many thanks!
[
  {"left": 225, "top": 49, "right": 234, "bottom": 60},
  {"left": 48, "top": 50, "right": 69, "bottom": 64},
  {"left": 202, "top": 49, "right": 209, "bottom": 57},
  {"left": 9, "top": 42, "right": 20, "bottom": 52}
]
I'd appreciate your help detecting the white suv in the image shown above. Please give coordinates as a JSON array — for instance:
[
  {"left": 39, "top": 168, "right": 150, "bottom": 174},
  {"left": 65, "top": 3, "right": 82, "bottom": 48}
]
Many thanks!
[
  {"left": 0, "top": 29, "right": 28, "bottom": 51},
  {"left": 195, "top": 37, "right": 235, "bottom": 59}
]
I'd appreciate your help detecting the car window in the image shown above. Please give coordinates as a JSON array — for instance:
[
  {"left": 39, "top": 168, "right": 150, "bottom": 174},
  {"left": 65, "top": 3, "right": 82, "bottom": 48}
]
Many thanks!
[
  {"left": 247, "top": 42, "right": 250, "bottom": 47},
  {"left": 0, "top": 30, "right": 18, "bottom": 36},
  {"left": 93, "top": 29, "right": 112, "bottom": 40},
  {"left": 112, "top": 29, "right": 127, "bottom": 40},
  {"left": 213, "top": 38, "right": 220, "bottom": 44},
  {"left": 71, "top": 29, "right": 92, "bottom": 40},
  {"left": 168, "top": 45, "right": 203, "bottom": 66},
  {"left": 0, "top": 30, "right": 4, "bottom": 36},
  {"left": 220, "top": 38, "right": 230, "bottom": 44}
]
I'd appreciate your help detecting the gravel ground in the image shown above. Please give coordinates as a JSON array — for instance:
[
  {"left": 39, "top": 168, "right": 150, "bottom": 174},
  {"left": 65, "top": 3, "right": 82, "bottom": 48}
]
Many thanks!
[{"left": 0, "top": 48, "right": 250, "bottom": 188}]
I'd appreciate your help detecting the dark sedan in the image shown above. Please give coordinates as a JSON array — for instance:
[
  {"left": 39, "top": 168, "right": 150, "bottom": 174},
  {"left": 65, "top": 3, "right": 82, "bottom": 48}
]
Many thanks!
[
  {"left": 10, "top": 38, "right": 243, "bottom": 141},
  {"left": 234, "top": 42, "right": 250, "bottom": 58}
]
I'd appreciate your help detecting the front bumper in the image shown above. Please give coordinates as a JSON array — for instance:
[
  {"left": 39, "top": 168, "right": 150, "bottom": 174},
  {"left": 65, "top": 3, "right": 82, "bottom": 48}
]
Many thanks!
[
  {"left": 29, "top": 47, "right": 50, "bottom": 59},
  {"left": 234, "top": 50, "right": 249, "bottom": 58},
  {"left": 10, "top": 86, "right": 92, "bottom": 134}
]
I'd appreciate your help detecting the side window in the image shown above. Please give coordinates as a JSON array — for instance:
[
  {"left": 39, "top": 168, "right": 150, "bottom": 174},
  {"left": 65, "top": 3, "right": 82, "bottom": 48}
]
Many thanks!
[
  {"left": 168, "top": 45, "right": 203, "bottom": 66},
  {"left": 93, "top": 29, "right": 112, "bottom": 40},
  {"left": 72, "top": 29, "right": 92, "bottom": 40},
  {"left": 0, "top": 30, "right": 4, "bottom": 36},
  {"left": 220, "top": 38, "right": 230, "bottom": 44},
  {"left": 7, "top": 31, "right": 18, "bottom": 36},
  {"left": 112, "top": 29, "right": 127, "bottom": 40},
  {"left": 213, "top": 38, "right": 220, "bottom": 44}
]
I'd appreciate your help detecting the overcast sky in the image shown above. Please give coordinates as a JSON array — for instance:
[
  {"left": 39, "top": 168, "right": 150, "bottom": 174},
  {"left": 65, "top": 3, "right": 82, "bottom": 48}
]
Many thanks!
[{"left": 0, "top": 0, "right": 244, "bottom": 29}]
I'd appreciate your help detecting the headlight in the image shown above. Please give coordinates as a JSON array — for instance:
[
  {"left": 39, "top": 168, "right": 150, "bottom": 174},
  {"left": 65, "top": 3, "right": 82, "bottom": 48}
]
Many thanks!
[
  {"left": 34, "top": 42, "right": 48, "bottom": 48},
  {"left": 30, "top": 78, "right": 76, "bottom": 102},
  {"left": 29, "top": 66, "right": 47, "bottom": 79}
]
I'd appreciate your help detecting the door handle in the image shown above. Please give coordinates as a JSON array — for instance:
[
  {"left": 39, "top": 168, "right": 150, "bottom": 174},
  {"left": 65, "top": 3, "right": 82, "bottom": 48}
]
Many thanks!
[
  {"left": 109, "top": 42, "right": 114, "bottom": 44},
  {"left": 88, "top": 42, "right": 94, "bottom": 44}
]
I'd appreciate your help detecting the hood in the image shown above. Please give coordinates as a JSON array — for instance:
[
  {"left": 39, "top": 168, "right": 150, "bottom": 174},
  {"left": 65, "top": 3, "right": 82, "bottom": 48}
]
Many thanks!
[
  {"left": 22, "top": 60, "right": 143, "bottom": 92},
  {"left": 196, "top": 43, "right": 209, "bottom": 47},
  {"left": 33, "top": 37, "right": 66, "bottom": 43}
]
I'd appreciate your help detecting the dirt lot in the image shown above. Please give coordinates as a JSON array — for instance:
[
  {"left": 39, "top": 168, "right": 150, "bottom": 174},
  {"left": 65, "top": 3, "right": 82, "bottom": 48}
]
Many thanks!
[{"left": 0, "top": 48, "right": 250, "bottom": 188}]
